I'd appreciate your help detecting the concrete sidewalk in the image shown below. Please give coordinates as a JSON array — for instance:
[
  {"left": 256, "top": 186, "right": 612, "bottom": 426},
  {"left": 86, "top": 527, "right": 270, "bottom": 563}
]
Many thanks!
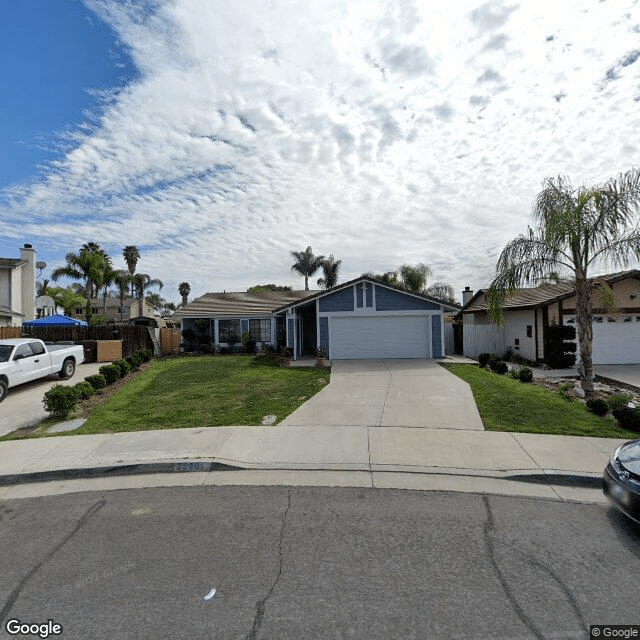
[{"left": 0, "top": 425, "right": 627, "bottom": 505}]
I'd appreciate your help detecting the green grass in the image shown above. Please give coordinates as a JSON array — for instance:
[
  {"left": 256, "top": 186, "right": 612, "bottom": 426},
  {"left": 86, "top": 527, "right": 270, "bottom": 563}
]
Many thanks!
[
  {"left": 32, "top": 356, "right": 328, "bottom": 437},
  {"left": 442, "top": 364, "right": 639, "bottom": 439}
]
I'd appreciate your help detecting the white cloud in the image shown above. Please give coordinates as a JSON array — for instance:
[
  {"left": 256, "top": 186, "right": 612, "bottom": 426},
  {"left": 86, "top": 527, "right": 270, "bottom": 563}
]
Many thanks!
[{"left": 2, "top": 0, "right": 640, "bottom": 303}]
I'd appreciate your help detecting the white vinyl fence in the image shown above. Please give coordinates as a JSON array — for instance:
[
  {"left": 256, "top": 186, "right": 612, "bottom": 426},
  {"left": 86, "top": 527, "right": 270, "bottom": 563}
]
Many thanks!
[{"left": 463, "top": 324, "right": 505, "bottom": 358}]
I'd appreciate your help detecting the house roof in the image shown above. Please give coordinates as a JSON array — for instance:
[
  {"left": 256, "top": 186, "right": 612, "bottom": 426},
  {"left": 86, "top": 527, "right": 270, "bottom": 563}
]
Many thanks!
[
  {"left": 462, "top": 269, "right": 640, "bottom": 313},
  {"left": 176, "top": 290, "right": 316, "bottom": 317},
  {"left": 0, "top": 258, "right": 27, "bottom": 269},
  {"left": 273, "top": 276, "right": 462, "bottom": 313}
]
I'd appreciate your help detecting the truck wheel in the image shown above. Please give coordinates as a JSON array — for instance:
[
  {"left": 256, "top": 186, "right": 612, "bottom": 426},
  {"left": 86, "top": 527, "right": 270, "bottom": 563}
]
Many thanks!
[
  {"left": 0, "top": 380, "right": 7, "bottom": 403},
  {"left": 59, "top": 358, "right": 76, "bottom": 379}
]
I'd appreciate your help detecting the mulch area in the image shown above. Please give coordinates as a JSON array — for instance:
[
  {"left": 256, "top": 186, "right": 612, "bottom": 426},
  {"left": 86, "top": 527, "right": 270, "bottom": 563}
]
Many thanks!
[{"left": 532, "top": 374, "right": 640, "bottom": 404}]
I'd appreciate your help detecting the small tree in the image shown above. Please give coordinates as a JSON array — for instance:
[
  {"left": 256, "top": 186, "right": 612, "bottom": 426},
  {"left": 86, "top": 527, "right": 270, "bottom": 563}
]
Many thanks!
[
  {"left": 487, "top": 168, "right": 640, "bottom": 394},
  {"left": 179, "top": 282, "right": 191, "bottom": 305}
]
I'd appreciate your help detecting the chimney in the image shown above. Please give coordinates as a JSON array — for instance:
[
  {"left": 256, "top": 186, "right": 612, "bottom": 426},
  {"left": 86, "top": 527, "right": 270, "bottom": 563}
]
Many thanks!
[
  {"left": 20, "top": 244, "right": 36, "bottom": 321},
  {"left": 462, "top": 286, "right": 473, "bottom": 306}
]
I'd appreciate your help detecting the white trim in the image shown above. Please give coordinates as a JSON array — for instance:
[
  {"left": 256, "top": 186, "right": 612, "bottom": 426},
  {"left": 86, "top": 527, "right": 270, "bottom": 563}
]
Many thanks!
[
  {"left": 440, "top": 316, "right": 445, "bottom": 357},
  {"left": 372, "top": 283, "right": 376, "bottom": 310},
  {"left": 318, "top": 309, "right": 440, "bottom": 318},
  {"left": 353, "top": 284, "right": 357, "bottom": 310},
  {"left": 316, "top": 298, "right": 320, "bottom": 348}
]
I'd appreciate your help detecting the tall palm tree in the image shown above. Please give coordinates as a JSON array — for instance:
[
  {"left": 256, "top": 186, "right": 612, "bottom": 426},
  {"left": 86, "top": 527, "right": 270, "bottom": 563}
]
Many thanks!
[
  {"left": 317, "top": 255, "right": 343, "bottom": 289},
  {"left": 290, "top": 246, "right": 324, "bottom": 290},
  {"left": 487, "top": 169, "right": 640, "bottom": 394},
  {"left": 132, "top": 273, "right": 164, "bottom": 300},
  {"left": 113, "top": 270, "right": 132, "bottom": 322},
  {"left": 100, "top": 262, "right": 118, "bottom": 316},
  {"left": 178, "top": 282, "right": 191, "bottom": 306},
  {"left": 123, "top": 245, "right": 140, "bottom": 296},
  {"left": 145, "top": 292, "right": 165, "bottom": 309},
  {"left": 398, "top": 263, "right": 433, "bottom": 293},
  {"left": 51, "top": 248, "right": 109, "bottom": 322}
]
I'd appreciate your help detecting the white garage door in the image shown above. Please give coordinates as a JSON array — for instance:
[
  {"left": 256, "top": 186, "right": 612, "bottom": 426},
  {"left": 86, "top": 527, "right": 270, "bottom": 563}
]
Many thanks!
[
  {"left": 331, "top": 315, "right": 430, "bottom": 359},
  {"left": 591, "top": 314, "right": 640, "bottom": 364}
]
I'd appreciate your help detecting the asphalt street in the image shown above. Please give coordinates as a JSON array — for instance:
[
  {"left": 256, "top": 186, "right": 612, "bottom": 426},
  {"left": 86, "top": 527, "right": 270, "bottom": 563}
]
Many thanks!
[{"left": 1, "top": 486, "right": 639, "bottom": 640}]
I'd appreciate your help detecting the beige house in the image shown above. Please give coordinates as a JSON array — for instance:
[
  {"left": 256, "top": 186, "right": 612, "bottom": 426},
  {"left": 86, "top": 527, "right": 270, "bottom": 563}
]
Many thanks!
[
  {"left": 0, "top": 244, "right": 36, "bottom": 327},
  {"left": 71, "top": 297, "right": 156, "bottom": 323},
  {"left": 460, "top": 270, "right": 640, "bottom": 365}
]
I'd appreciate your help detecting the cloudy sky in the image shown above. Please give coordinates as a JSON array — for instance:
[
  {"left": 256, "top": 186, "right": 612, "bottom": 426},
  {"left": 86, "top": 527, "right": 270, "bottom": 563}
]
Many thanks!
[{"left": 1, "top": 0, "right": 640, "bottom": 304}]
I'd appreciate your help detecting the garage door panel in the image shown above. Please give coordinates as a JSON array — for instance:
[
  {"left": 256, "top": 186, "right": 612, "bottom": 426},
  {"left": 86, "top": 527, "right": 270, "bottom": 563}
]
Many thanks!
[
  {"left": 331, "top": 316, "right": 430, "bottom": 359},
  {"left": 592, "top": 318, "right": 640, "bottom": 365}
]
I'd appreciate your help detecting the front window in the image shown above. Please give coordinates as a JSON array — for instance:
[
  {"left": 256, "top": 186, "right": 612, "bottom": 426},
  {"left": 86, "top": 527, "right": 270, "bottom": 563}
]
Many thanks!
[
  {"left": 218, "top": 319, "right": 241, "bottom": 344},
  {"left": 249, "top": 319, "right": 271, "bottom": 342},
  {"left": 14, "top": 344, "right": 34, "bottom": 359}
]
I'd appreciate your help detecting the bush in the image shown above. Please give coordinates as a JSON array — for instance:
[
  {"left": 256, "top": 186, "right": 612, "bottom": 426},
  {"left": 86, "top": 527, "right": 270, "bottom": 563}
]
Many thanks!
[
  {"left": 85, "top": 374, "right": 107, "bottom": 391},
  {"left": 478, "top": 353, "right": 491, "bottom": 368},
  {"left": 138, "top": 349, "right": 153, "bottom": 362},
  {"left": 73, "top": 381, "right": 95, "bottom": 400},
  {"left": 517, "top": 367, "right": 533, "bottom": 383},
  {"left": 489, "top": 358, "right": 508, "bottom": 374},
  {"left": 613, "top": 406, "right": 640, "bottom": 431},
  {"left": 586, "top": 398, "right": 609, "bottom": 416},
  {"left": 547, "top": 323, "right": 577, "bottom": 368},
  {"left": 607, "top": 393, "right": 633, "bottom": 412},
  {"left": 99, "top": 364, "right": 121, "bottom": 385},
  {"left": 126, "top": 353, "right": 142, "bottom": 370},
  {"left": 43, "top": 385, "right": 79, "bottom": 419},
  {"left": 113, "top": 358, "right": 132, "bottom": 378}
]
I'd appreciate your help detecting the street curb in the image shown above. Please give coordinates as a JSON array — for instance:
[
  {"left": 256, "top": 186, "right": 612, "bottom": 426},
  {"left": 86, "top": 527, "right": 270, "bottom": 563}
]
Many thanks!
[{"left": 0, "top": 460, "right": 243, "bottom": 486}]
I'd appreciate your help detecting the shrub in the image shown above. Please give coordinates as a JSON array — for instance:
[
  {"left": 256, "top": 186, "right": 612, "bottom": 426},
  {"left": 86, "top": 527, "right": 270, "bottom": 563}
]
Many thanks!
[
  {"left": 138, "top": 349, "right": 153, "bottom": 362},
  {"left": 517, "top": 367, "right": 533, "bottom": 383},
  {"left": 99, "top": 364, "right": 121, "bottom": 385},
  {"left": 73, "top": 381, "right": 95, "bottom": 400},
  {"left": 546, "top": 323, "right": 577, "bottom": 368},
  {"left": 478, "top": 353, "right": 491, "bottom": 368},
  {"left": 43, "top": 385, "right": 79, "bottom": 419},
  {"left": 489, "top": 359, "right": 508, "bottom": 374},
  {"left": 126, "top": 353, "right": 142, "bottom": 370},
  {"left": 113, "top": 358, "right": 132, "bottom": 378},
  {"left": 85, "top": 374, "right": 107, "bottom": 391},
  {"left": 613, "top": 406, "right": 640, "bottom": 431},
  {"left": 586, "top": 398, "right": 609, "bottom": 416},
  {"left": 607, "top": 393, "right": 633, "bottom": 412}
]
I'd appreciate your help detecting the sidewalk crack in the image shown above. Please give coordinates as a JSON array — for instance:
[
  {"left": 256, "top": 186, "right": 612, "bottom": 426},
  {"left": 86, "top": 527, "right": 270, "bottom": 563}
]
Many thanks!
[{"left": 245, "top": 486, "right": 292, "bottom": 640}]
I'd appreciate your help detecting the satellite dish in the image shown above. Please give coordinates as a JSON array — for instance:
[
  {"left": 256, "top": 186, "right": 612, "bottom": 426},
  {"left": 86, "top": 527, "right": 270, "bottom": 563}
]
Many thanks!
[
  {"left": 35, "top": 295, "right": 55, "bottom": 309},
  {"left": 36, "top": 261, "right": 47, "bottom": 270}
]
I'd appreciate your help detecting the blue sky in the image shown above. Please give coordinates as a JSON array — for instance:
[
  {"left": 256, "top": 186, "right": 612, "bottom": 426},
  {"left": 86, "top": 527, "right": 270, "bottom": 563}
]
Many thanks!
[{"left": 1, "top": 0, "right": 640, "bottom": 305}]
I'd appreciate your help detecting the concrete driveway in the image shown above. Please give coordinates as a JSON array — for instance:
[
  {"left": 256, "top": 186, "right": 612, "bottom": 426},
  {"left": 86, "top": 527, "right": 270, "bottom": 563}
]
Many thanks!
[
  {"left": 280, "top": 359, "right": 484, "bottom": 430},
  {"left": 0, "top": 362, "right": 104, "bottom": 437},
  {"left": 596, "top": 364, "right": 640, "bottom": 388}
]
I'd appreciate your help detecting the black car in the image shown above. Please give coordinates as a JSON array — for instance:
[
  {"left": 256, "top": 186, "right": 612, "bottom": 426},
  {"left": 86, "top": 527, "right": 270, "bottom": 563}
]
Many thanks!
[{"left": 603, "top": 438, "right": 640, "bottom": 524}]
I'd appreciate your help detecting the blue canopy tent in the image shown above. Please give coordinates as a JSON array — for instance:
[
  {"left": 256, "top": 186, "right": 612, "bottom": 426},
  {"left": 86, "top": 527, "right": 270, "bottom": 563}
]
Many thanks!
[{"left": 23, "top": 313, "right": 88, "bottom": 327}]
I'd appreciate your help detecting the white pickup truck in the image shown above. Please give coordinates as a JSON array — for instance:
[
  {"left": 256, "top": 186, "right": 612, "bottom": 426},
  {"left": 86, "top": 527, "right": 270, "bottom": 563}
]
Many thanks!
[{"left": 0, "top": 338, "right": 85, "bottom": 402}]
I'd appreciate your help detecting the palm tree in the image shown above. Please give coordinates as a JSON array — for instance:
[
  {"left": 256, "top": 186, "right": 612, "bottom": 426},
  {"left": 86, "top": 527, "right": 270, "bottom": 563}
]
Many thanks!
[
  {"left": 178, "top": 282, "right": 191, "bottom": 306},
  {"left": 123, "top": 245, "right": 140, "bottom": 296},
  {"left": 48, "top": 286, "right": 86, "bottom": 316},
  {"left": 100, "top": 262, "right": 118, "bottom": 316},
  {"left": 317, "top": 255, "right": 343, "bottom": 289},
  {"left": 290, "top": 246, "right": 325, "bottom": 290},
  {"left": 132, "top": 273, "right": 163, "bottom": 300},
  {"left": 113, "top": 270, "right": 132, "bottom": 322},
  {"left": 145, "top": 292, "right": 165, "bottom": 310},
  {"left": 398, "top": 263, "right": 433, "bottom": 293},
  {"left": 36, "top": 278, "right": 50, "bottom": 296},
  {"left": 487, "top": 169, "right": 640, "bottom": 395},
  {"left": 51, "top": 248, "right": 109, "bottom": 322}
]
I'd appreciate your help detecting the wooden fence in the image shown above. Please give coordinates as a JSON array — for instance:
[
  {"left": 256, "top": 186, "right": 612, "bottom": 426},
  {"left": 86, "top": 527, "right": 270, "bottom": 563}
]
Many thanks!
[
  {"left": 19, "top": 325, "right": 154, "bottom": 359},
  {"left": 159, "top": 328, "right": 181, "bottom": 356},
  {"left": 0, "top": 327, "right": 21, "bottom": 339},
  {"left": 463, "top": 324, "right": 505, "bottom": 358}
]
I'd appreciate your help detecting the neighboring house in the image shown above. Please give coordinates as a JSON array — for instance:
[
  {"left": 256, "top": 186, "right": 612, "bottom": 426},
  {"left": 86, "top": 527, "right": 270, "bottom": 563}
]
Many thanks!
[
  {"left": 70, "top": 298, "right": 156, "bottom": 323},
  {"left": 459, "top": 269, "right": 640, "bottom": 365},
  {"left": 0, "top": 244, "right": 36, "bottom": 328},
  {"left": 177, "top": 277, "right": 460, "bottom": 360}
]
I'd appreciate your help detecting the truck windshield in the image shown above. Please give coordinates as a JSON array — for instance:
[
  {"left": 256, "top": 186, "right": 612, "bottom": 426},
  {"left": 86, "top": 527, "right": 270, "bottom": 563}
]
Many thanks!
[{"left": 0, "top": 345, "right": 13, "bottom": 363}]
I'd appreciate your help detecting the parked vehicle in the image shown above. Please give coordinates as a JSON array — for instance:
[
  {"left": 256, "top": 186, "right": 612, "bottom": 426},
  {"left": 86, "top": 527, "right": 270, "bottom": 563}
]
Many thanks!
[
  {"left": 603, "top": 439, "right": 640, "bottom": 525},
  {"left": 0, "top": 338, "right": 85, "bottom": 402}
]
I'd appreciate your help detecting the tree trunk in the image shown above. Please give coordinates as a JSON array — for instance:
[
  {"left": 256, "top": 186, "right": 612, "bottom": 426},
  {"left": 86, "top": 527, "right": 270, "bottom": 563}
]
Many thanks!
[
  {"left": 575, "top": 275, "right": 594, "bottom": 395},
  {"left": 304, "top": 274, "right": 309, "bottom": 290}
]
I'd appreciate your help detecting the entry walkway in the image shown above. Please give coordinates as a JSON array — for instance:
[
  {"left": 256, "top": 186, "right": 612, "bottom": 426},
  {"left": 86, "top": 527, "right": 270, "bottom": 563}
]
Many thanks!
[{"left": 279, "top": 359, "right": 484, "bottom": 430}]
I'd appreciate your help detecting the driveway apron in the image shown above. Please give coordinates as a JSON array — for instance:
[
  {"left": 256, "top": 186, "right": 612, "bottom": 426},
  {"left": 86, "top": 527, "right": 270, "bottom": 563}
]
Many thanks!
[{"left": 279, "top": 359, "right": 484, "bottom": 430}]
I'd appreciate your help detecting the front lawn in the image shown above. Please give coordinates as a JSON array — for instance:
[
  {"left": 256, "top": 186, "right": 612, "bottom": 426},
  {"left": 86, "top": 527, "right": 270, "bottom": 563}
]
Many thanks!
[
  {"left": 48, "top": 356, "right": 328, "bottom": 436},
  {"left": 442, "top": 364, "right": 638, "bottom": 438}
]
